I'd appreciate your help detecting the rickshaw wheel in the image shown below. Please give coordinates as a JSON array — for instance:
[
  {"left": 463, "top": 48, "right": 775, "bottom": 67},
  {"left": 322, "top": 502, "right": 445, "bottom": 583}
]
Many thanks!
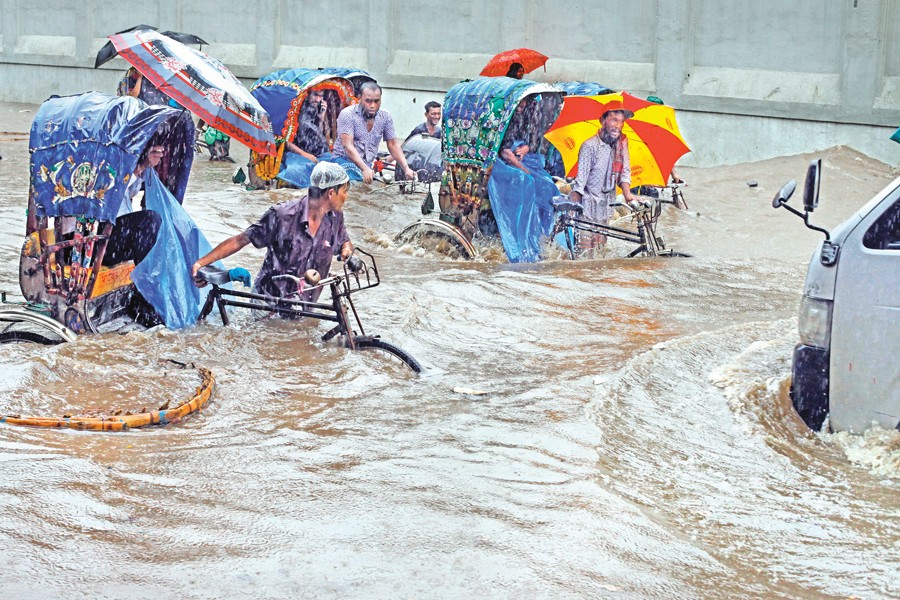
[
  {"left": 353, "top": 336, "right": 422, "bottom": 373},
  {"left": 395, "top": 220, "right": 477, "bottom": 260}
]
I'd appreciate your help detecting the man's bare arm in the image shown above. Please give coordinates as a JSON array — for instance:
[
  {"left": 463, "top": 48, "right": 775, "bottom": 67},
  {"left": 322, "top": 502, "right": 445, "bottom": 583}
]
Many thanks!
[
  {"left": 386, "top": 138, "right": 415, "bottom": 180},
  {"left": 191, "top": 232, "right": 251, "bottom": 278}
]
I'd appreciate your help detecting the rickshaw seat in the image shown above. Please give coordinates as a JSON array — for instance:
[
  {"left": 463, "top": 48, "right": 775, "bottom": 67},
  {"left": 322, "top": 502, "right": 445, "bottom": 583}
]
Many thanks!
[
  {"left": 197, "top": 266, "right": 232, "bottom": 286},
  {"left": 550, "top": 196, "right": 583, "bottom": 213}
]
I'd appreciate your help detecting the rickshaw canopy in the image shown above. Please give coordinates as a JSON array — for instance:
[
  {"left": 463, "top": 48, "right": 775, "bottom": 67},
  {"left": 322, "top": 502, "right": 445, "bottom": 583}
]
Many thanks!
[
  {"left": 315, "top": 67, "right": 376, "bottom": 96},
  {"left": 29, "top": 92, "right": 193, "bottom": 223},
  {"left": 553, "top": 81, "right": 614, "bottom": 97},
  {"left": 250, "top": 68, "right": 355, "bottom": 141},
  {"left": 442, "top": 77, "right": 561, "bottom": 170}
]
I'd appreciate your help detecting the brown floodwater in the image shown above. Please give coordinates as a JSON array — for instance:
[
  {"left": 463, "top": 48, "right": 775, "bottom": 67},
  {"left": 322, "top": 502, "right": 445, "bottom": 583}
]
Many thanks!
[{"left": 1, "top": 103, "right": 898, "bottom": 599}]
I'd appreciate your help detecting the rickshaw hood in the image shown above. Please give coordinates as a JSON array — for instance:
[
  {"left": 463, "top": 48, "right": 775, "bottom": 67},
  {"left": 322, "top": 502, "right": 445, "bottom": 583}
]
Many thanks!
[
  {"left": 442, "top": 77, "right": 561, "bottom": 169},
  {"left": 29, "top": 92, "right": 193, "bottom": 223},
  {"left": 250, "top": 68, "right": 356, "bottom": 141}
]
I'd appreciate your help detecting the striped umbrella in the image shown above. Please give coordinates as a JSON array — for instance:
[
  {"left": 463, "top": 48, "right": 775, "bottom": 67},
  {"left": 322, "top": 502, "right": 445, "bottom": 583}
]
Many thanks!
[
  {"left": 543, "top": 91, "right": 690, "bottom": 187},
  {"left": 109, "top": 29, "right": 275, "bottom": 155}
]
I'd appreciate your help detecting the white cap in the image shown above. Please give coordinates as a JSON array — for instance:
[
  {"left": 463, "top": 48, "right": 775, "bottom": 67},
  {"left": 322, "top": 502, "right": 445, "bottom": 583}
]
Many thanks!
[{"left": 310, "top": 161, "right": 350, "bottom": 188}]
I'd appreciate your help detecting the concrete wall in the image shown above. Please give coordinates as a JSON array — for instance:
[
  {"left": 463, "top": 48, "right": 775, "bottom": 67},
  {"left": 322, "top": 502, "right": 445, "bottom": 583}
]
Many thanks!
[{"left": 1, "top": 0, "right": 899, "bottom": 166}]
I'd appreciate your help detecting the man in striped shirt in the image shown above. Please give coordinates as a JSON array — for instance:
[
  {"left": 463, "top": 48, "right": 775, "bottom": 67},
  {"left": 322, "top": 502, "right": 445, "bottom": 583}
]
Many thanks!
[
  {"left": 332, "top": 81, "right": 416, "bottom": 184},
  {"left": 569, "top": 109, "right": 637, "bottom": 251}
]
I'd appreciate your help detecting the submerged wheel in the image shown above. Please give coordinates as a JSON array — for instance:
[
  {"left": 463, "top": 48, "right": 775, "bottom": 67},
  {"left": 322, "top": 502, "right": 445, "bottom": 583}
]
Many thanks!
[
  {"left": 0, "top": 305, "right": 77, "bottom": 345},
  {"left": 395, "top": 219, "right": 477, "bottom": 260},
  {"left": 353, "top": 336, "right": 422, "bottom": 373},
  {"left": 0, "top": 330, "right": 63, "bottom": 345}
]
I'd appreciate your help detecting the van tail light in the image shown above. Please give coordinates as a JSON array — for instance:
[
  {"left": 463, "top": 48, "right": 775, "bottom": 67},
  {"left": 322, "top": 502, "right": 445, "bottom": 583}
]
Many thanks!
[{"left": 798, "top": 295, "right": 833, "bottom": 349}]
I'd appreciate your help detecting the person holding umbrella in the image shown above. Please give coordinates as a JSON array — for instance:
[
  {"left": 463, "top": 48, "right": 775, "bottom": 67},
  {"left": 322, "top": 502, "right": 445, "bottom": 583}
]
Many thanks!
[
  {"left": 505, "top": 62, "right": 525, "bottom": 79},
  {"left": 568, "top": 108, "right": 638, "bottom": 252},
  {"left": 118, "top": 68, "right": 170, "bottom": 106}
]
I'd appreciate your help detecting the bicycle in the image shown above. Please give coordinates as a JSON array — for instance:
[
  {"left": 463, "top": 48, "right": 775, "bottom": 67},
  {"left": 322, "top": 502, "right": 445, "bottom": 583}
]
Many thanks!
[
  {"left": 549, "top": 195, "right": 691, "bottom": 259},
  {"left": 631, "top": 181, "right": 689, "bottom": 211},
  {"left": 195, "top": 249, "right": 422, "bottom": 373}
]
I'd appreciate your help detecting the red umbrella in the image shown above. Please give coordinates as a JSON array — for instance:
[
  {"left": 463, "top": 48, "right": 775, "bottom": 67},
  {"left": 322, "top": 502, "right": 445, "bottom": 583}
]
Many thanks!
[{"left": 480, "top": 48, "right": 548, "bottom": 77}]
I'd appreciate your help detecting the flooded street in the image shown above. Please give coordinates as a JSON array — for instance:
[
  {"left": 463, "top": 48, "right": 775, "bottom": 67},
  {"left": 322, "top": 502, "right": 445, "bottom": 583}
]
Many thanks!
[{"left": 1, "top": 103, "right": 898, "bottom": 598}]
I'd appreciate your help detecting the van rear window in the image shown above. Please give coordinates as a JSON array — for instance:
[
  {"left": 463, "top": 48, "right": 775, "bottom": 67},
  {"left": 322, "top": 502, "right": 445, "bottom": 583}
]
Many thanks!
[{"left": 863, "top": 198, "right": 900, "bottom": 250}]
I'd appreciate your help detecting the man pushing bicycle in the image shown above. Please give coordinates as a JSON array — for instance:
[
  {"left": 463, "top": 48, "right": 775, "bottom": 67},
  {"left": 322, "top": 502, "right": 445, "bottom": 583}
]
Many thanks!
[{"left": 191, "top": 162, "right": 355, "bottom": 303}]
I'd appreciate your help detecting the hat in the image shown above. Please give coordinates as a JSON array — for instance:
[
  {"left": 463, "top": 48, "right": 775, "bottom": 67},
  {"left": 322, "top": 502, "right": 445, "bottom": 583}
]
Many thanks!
[
  {"left": 647, "top": 95, "right": 664, "bottom": 105},
  {"left": 601, "top": 108, "right": 634, "bottom": 120},
  {"left": 310, "top": 162, "right": 350, "bottom": 188}
]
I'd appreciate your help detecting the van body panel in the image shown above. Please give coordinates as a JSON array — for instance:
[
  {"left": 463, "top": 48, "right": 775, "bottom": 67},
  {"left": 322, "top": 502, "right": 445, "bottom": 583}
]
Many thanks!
[
  {"left": 802, "top": 242, "right": 836, "bottom": 300},
  {"left": 827, "top": 187, "right": 900, "bottom": 432}
]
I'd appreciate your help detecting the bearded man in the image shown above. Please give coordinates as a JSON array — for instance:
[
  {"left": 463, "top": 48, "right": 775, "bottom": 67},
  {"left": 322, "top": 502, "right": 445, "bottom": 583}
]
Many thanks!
[{"left": 568, "top": 108, "right": 637, "bottom": 249}]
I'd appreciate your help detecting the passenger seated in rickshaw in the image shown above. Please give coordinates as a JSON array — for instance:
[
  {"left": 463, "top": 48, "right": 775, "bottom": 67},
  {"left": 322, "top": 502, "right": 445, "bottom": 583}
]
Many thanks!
[
  {"left": 488, "top": 96, "right": 560, "bottom": 260},
  {"left": 285, "top": 87, "right": 330, "bottom": 164},
  {"left": 499, "top": 99, "right": 533, "bottom": 173},
  {"left": 118, "top": 68, "right": 169, "bottom": 106},
  {"left": 103, "top": 143, "right": 166, "bottom": 266}
]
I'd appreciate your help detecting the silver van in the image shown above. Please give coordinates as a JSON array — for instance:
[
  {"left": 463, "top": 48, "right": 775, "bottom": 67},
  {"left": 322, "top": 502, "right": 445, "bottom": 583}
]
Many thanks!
[{"left": 773, "top": 159, "right": 899, "bottom": 433}]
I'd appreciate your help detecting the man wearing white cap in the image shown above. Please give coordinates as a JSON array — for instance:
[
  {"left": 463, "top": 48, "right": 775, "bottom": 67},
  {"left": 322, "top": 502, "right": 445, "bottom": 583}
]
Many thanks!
[{"left": 191, "top": 162, "right": 354, "bottom": 302}]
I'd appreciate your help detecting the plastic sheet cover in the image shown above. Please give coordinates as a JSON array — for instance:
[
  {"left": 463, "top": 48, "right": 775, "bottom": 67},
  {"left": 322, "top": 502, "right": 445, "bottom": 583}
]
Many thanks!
[
  {"left": 131, "top": 170, "right": 217, "bottom": 329},
  {"left": 487, "top": 153, "right": 558, "bottom": 262}
]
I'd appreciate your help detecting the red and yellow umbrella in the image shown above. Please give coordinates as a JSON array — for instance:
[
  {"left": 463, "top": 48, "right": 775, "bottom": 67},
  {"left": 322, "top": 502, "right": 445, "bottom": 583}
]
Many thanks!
[
  {"left": 544, "top": 91, "right": 690, "bottom": 187},
  {"left": 480, "top": 48, "right": 548, "bottom": 77}
]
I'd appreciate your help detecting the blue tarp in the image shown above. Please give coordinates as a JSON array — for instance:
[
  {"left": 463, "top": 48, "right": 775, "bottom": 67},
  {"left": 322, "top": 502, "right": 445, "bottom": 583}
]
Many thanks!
[
  {"left": 29, "top": 92, "right": 192, "bottom": 222},
  {"left": 277, "top": 152, "right": 363, "bottom": 188},
  {"left": 131, "top": 169, "right": 217, "bottom": 329},
  {"left": 487, "top": 153, "right": 559, "bottom": 262}
]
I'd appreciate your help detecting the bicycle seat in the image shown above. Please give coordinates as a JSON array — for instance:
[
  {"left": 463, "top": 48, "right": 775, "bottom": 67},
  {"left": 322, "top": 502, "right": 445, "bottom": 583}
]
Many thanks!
[
  {"left": 197, "top": 266, "right": 231, "bottom": 286},
  {"left": 550, "top": 196, "right": 583, "bottom": 213}
]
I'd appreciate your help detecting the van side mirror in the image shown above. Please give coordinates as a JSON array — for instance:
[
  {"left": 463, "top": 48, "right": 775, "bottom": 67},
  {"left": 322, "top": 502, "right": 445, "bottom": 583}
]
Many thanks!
[
  {"left": 772, "top": 180, "right": 796, "bottom": 208},
  {"left": 772, "top": 161, "right": 831, "bottom": 243},
  {"left": 803, "top": 158, "right": 821, "bottom": 212}
]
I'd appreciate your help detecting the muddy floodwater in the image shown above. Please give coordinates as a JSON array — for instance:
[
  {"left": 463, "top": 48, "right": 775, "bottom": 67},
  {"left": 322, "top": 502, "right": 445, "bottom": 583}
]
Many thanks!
[{"left": 1, "top": 103, "right": 898, "bottom": 599}]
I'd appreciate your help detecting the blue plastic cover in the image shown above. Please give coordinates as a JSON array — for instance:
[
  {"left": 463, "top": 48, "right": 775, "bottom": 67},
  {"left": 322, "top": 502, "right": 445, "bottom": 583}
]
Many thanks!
[
  {"left": 29, "top": 92, "right": 193, "bottom": 222},
  {"left": 488, "top": 153, "right": 558, "bottom": 262},
  {"left": 131, "top": 169, "right": 218, "bottom": 329}
]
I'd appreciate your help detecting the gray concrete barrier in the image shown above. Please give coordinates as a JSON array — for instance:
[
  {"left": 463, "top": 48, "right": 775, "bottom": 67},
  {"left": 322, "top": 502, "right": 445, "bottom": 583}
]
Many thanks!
[{"left": 2, "top": 0, "right": 898, "bottom": 166}]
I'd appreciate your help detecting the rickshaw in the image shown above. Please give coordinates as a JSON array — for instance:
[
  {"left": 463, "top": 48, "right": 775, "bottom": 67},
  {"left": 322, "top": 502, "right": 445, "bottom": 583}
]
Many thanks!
[
  {"left": 6, "top": 91, "right": 196, "bottom": 343},
  {"left": 396, "top": 77, "right": 565, "bottom": 261},
  {"left": 246, "top": 67, "right": 368, "bottom": 189},
  {"left": 397, "top": 79, "right": 690, "bottom": 262}
]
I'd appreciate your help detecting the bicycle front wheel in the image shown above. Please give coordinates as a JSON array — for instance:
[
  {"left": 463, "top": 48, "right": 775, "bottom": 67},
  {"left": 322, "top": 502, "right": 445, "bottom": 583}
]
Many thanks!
[{"left": 353, "top": 336, "right": 422, "bottom": 373}]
